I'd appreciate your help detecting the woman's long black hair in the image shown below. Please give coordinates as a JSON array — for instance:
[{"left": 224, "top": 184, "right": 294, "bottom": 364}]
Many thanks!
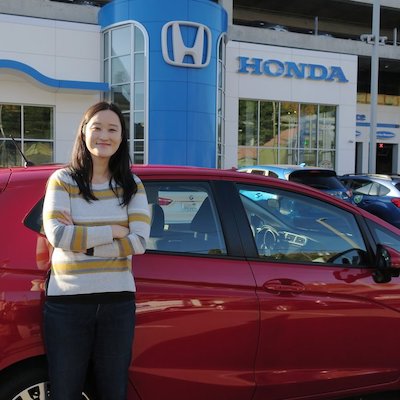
[{"left": 69, "top": 101, "right": 137, "bottom": 206}]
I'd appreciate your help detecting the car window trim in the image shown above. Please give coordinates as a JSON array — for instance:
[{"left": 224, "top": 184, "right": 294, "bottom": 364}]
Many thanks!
[{"left": 212, "top": 180, "right": 256, "bottom": 258}]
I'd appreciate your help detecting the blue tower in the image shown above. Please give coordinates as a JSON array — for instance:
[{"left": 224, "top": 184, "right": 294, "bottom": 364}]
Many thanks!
[{"left": 99, "top": 0, "right": 227, "bottom": 167}]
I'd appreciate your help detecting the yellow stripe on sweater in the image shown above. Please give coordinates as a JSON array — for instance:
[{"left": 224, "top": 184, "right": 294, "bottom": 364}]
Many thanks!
[
  {"left": 129, "top": 212, "right": 151, "bottom": 224},
  {"left": 52, "top": 258, "right": 130, "bottom": 274},
  {"left": 117, "top": 237, "right": 135, "bottom": 256},
  {"left": 70, "top": 226, "right": 87, "bottom": 251}
]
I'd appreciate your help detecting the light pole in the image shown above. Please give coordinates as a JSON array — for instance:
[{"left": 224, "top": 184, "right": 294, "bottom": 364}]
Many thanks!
[{"left": 361, "top": 0, "right": 386, "bottom": 174}]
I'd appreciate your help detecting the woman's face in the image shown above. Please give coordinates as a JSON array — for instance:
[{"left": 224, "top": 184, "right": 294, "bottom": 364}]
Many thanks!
[{"left": 84, "top": 109, "right": 122, "bottom": 161}]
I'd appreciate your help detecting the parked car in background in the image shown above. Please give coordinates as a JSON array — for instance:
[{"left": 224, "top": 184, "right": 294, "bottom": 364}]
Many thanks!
[
  {"left": 238, "top": 164, "right": 353, "bottom": 202},
  {"left": 340, "top": 174, "right": 400, "bottom": 229},
  {"left": 3, "top": 164, "right": 400, "bottom": 400}
]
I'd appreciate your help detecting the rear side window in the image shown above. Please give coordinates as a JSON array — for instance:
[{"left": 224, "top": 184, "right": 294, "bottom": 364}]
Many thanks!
[
  {"left": 145, "top": 182, "right": 227, "bottom": 255},
  {"left": 377, "top": 184, "right": 390, "bottom": 196},
  {"left": 25, "top": 183, "right": 227, "bottom": 256},
  {"left": 393, "top": 182, "right": 400, "bottom": 192},
  {"left": 289, "top": 170, "right": 344, "bottom": 190},
  {"left": 24, "top": 198, "right": 44, "bottom": 234}
]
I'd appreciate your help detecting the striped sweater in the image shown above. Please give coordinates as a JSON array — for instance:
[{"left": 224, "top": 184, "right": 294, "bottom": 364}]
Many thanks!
[{"left": 42, "top": 168, "right": 151, "bottom": 299}]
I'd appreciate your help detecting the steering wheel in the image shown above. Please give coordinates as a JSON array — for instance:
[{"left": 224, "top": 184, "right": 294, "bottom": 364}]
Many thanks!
[
  {"left": 326, "top": 248, "right": 364, "bottom": 265},
  {"left": 256, "top": 225, "right": 279, "bottom": 256}
]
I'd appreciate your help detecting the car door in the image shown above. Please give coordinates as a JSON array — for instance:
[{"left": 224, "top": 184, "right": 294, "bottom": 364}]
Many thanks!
[
  {"left": 131, "top": 180, "right": 259, "bottom": 400},
  {"left": 234, "top": 182, "right": 400, "bottom": 400}
]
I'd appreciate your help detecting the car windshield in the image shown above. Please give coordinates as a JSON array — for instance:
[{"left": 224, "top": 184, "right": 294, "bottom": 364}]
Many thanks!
[{"left": 289, "top": 170, "right": 345, "bottom": 190}]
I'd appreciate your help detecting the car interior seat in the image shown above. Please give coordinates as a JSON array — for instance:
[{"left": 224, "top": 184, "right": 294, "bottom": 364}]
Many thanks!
[
  {"left": 189, "top": 197, "right": 224, "bottom": 254},
  {"left": 146, "top": 186, "right": 166, "bottom": 250}
]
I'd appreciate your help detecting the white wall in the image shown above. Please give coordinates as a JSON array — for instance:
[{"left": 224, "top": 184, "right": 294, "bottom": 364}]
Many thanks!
[
  {"left": 0, "top": 14, "right": 102, "bottom": 163},
  {"left": 225, "top": 41, "right": 358, "bottom": 175}
]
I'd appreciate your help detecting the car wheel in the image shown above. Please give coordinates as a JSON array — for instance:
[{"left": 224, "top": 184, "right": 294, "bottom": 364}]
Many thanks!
[{"left": 0, "top": 362, "right": 93, "bottom": 400}]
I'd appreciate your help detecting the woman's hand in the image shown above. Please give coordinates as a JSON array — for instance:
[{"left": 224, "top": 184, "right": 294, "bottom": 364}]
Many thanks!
[
  {"left": 111, "top": 225, "right": 129, "bottom": 239},
  {"left": 57, "top": 211, "right": 73, "bottom": 225}
]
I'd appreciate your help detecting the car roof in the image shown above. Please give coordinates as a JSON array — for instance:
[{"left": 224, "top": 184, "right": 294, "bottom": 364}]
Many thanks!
[
  {"left": 341, "top": 173, "right": 400, "bottom": 181},
  {"left": 239, "top": 164, "right": 335, "bottom": 173},
  {"left": 2, "top": 164, "right": 352, "bottom": 205}
]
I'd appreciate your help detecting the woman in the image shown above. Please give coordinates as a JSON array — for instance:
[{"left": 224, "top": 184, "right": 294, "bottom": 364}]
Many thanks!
[{"left": 42, "top": 101, "right": 150, "bottom": 399}]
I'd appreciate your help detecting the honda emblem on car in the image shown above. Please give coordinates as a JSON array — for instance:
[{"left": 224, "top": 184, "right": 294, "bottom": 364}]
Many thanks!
[{"left": 161, "top": 21, "right": 211, "bottom": 68}]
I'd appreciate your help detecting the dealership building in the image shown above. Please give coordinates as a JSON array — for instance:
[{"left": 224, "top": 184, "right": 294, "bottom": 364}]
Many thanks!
[{"left": 0, "top": 0, "right": 399, "bottom": 175}]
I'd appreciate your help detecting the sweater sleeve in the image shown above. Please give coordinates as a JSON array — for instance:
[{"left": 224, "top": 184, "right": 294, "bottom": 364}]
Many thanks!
[
  {"left": 92, "top": 175, "right": 151, "bottom": 258},
  {"left": 42, "top": 169, "right": 114, "bottom": 252}
]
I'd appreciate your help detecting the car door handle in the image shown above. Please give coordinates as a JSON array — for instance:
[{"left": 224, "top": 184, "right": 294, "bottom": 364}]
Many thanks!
[{"left": 263, "top": 279, "right": 305, "bottom": 294}]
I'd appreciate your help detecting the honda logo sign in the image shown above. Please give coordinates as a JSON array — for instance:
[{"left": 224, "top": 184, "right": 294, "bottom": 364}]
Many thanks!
[{"left": 161, "top": 21, "right": 211, "bottom": 68}]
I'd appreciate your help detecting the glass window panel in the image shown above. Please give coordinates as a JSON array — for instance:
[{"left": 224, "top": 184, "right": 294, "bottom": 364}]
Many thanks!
[
  {"left": 217, "top": 90, "right": 223, "bottom": 116},
  {"left": 134, "top": 27, "right": 144, "bottom": 52},
  {"left": 134, "top": 121, "right": 144, "bottom": 140},
  {"left": 280, "top": 102, "right": 298, "bottom": 148},
  {"left": 258, "top": 148, "right": 278, "bottom": 164},
  {"left": 238, "top": 146, "right": 257, "bottom": 167},
  {"left": 300, "top": 104, "right": 317, "bottom": 148},
  {"left": 218, "top": 61, "right": 223, "bottom": 88},
  {"left": 111, "top": 56, "right": 130, "bottom": 84},
  {"left": 111, "top": 26, "right": 130, "bottom": 56},
  {"left": 24, "top": 141, "right": 53, "bottom": 164},
  {"left": 123, "top": 113, "right": 130, "bottom": 140},
  {"left": 318, "top": 150, "right": 335, "bottom": 169},
  {"left": 134, "top": 153, "right": 144, "bottom": 164},
  {"left": 278, "top": 148, "right": 297, "bottom": 164},
  {"left": 0, "top": 139, "right": 19, "bottom": 167},
  {"left": 134, "top": 83, "right": 144, "bottom": 110},
  {"left": 111, "top": 85, "right": 130, "bottom": 112},
  {"left": 218, "top": 40, "right": 223, "bottom": 60},
  {"left": 0, "top": 105, "right": 21, "bottom": 138},
  {"left": 238, "top": 100, "right": 258, "bottom": 146},
  {"left": 104, "top": 31, "right": 109, "bottom": 59},
  {"left": 298, "top": 149, "right": 317, "bottom": 166},
  {"left": 104, "top": 59, "right": 109, "bottom": 82},
  {"left": 318, "top": 105, "right": 336, "bottom": 149},
  {"left": 260, "top": 101, "right": 279, "bottom": 147},
  {"left": 134, "top": 53, "right": 144, "bottom": 81},
  {"left": 217, "top": 119, "right": 223, "bottom": 144},
  {"left": 237, "top": 100, "right": 337, "bottom": 170},
  {"left": 134, "top": 141, "right": 144, "bottom": 152},
  {"left": 24, "top": 106, "right": 53, "bottom": 140}
]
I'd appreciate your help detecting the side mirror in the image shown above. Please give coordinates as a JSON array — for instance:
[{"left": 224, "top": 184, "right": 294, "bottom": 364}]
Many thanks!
[
  {"left": 374, "top": 244, "right": 400, "bottom": 283},
  {"left": 376, "top": 244, "right": 400, "bottom": 269}
]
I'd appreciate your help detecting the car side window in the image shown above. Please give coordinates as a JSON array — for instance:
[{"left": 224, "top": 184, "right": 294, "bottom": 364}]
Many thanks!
[
  {"left": 24, "top": 197, "right": 44, "bottom": 234},
  {"left": 348, "top": 179, "right": 373, "bottom": 195},
  {"left": 144, "top": 182, "right": 227, "bottom": 255},
  {"left": 377, "top": 183, "right": 390, "bottom": 196},
  {"left": 369, "top": 182, "right": 381, "bottom": 196},
  {"left": 237, "top": 184, "right": 368, "bottom": 266},
  {"left": 366, "top": 219, "right": 400, "bottom": 252}
]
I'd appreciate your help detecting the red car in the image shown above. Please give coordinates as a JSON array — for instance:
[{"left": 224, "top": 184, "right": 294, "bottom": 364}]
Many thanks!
[{"left": 1, "top": 164, "right": 400, "bottom": 400}]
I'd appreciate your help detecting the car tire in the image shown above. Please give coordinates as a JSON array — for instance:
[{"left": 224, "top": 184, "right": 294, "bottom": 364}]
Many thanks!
[{"left": 0, "top": 360, "right": 94, "bottom": 400}]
